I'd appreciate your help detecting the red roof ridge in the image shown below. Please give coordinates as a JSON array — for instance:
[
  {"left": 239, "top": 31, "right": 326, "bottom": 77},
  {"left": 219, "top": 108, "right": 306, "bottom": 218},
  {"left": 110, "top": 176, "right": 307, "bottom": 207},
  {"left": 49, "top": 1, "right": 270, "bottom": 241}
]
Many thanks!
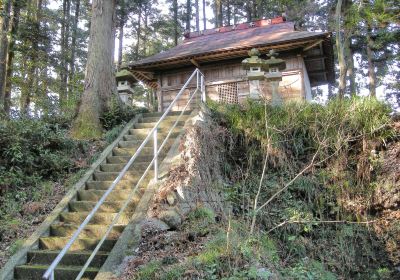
[{"left": 183, "top": 16, "right": 287, "bottom": 40}]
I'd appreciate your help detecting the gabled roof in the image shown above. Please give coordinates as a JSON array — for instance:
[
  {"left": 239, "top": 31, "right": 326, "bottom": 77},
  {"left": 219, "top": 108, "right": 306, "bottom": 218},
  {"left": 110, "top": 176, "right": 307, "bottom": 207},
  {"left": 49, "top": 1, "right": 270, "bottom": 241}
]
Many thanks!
[{"left": 127, "top": 17, "right": 334, "bottom": 87}]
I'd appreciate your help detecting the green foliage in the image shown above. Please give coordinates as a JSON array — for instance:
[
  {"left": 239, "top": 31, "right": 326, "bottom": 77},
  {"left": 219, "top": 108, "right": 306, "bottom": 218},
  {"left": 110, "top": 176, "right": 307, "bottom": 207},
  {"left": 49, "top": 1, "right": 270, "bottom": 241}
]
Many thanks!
[
  {"left": 208, "top": 97, "right": 399, "bottom": 279},
  {"left": 101, "top": 99, "right": 148, "bottom": 130}
]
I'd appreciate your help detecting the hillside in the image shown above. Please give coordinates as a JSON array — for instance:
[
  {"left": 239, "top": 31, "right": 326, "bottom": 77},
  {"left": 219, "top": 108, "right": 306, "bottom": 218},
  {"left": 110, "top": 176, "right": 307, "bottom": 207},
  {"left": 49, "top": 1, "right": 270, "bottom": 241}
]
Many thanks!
[{"left": 118, "top": 98, "right": 400, "bottom": 280}]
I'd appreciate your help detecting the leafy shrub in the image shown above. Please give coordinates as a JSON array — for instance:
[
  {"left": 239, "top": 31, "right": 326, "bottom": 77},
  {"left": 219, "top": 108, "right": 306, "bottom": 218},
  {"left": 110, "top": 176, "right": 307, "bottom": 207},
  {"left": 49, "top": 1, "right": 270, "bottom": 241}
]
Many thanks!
[
  {"left": 101, "top": 98, "right": 148, "bottom": 130},
  {"left": 0, "top": 118, "right": 85, "bottom": 216}
]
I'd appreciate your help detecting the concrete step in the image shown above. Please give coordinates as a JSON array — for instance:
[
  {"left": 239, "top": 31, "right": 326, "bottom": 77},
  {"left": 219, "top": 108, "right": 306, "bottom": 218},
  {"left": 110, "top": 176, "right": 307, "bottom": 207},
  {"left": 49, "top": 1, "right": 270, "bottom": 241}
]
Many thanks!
[
  {"left": 15, "top": 264, "right": 99, "bottom": 280},
  {"left": 106, "top": 154, "right": 154, "bottom": 164},
  {"left": 39, "top": 237, "right": 116, "bottom": 251},
  {"left": 123, "top": 131, "right": 180, "bottom": 141},
  {"left": 50, "top": 224, "right": 124, "bottom": 239},
  {"left": 69, "top": 200, "right": 136, "bottom": 213},
  {"left": 112, "top": 146, "right": 153, "bottom": 157},
  {"left": 77, "top": 189, "right": 141, "bottom": 202},
  {"left": 27, "top": 250, "right": 109, "bottom": 268},
  {"left": 134, "top": 120, "right": 185, "bottom": 129},
  {"left": 142, "top": 110, "right": 191, "bottom": 118},
  {"left": 117, "top": 138, "right": 175, "bottom": 149},
  {"left": 99, "top": 162, "right": 152, "bottom": 172},
  {"left": 141, "top": 114, "right": 190, "bottom": 123},
  {"left": 85, "top": 180, "right": 142, "bottom": 190},
  {"left": 92, "top": 170, "right": 147, "bottom": 182},
  {"left": 128, "top": 127, "right": 181, "bottom": 137},
  {"left": 60, "top": 212, "right": 131, "bottom": 225}
]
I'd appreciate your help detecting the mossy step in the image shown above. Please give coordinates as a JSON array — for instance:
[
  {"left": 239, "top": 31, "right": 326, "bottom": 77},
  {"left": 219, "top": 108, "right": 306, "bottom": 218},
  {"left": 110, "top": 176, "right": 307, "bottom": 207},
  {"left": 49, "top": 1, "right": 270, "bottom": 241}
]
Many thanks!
[
  {"left": 134, "top": 120, "right": 185, "bottom": 129},
  {"left": 123, "top": 131, "right": 180, "bottom": 141},
  {"left": 27, "top": 250, "right": 109, "bottom": 267},
  {"left": 92, "top": 170, "right": 146, "bottom": 182},
  {"left": 39, "top": 237, "right": 116, "bottom": 251},
  {"left": 106, "top": 154, "right": 154, "bottom": 164},
  {"left": 77, "top": 189, "right": 141, "bottom": 202},
  {"left": 141, "top": 114, "right": 190, "bottom": 123},
  {"left": 14, "top": 264, "right": 99, "bottom": 280},
  {"left": 86, "top": 179, "right": 145, "bottom": 190},
  {"left": 99, "top": 162, "right": 152, "bottom": 172},
  {"left": 142, "top": 110, "right": 191, "bottom": 118},
  {"left": 128, "top": 127, "right": 181, "bottom": 137},
  {"left": 69, "top": 200, "right": 137, "bottom": 213},
  {"left": 50, "top": 224, "right": 124, "bottom": 239},
  {"left": 60, "top": 212, "right": 131, "bottom": 226},
  {"left": 117, "top": 140, "right": 156, "bottom": 149},
  {"left": 112, "top": 146, "right": 153, "bottom": 157}
]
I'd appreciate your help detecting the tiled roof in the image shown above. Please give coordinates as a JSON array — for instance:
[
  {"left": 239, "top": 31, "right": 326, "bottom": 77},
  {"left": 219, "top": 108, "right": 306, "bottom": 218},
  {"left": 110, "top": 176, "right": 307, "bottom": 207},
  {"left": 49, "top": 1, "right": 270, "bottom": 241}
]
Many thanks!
[{"left": 129, "top": 20, "right": 330, "bottom": 68}]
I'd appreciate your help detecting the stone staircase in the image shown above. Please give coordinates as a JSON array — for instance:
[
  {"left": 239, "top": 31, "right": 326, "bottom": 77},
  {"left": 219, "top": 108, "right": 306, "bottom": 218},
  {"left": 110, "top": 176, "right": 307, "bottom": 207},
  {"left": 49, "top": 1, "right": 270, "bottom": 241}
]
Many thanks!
[{"left": 12, "top": 111, "right": 190, "bottom": 280}]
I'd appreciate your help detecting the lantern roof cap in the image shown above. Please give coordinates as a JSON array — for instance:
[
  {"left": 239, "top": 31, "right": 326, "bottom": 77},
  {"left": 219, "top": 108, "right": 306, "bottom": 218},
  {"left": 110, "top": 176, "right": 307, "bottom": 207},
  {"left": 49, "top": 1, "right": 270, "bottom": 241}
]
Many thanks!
[{"left": 265, "top": 50, "right": 286, "bottom": 70}]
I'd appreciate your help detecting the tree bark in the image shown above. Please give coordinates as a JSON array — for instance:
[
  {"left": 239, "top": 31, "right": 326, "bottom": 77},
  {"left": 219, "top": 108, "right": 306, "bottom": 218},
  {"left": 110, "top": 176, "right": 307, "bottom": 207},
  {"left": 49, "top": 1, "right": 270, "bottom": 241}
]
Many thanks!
[
  {"left": 335, "top": 0, "right": 346, "bottom": 98},
  {"left": 135, "top": 4, "right": 141, "bottom": 58},
  {"left": 366, "top": 25, "right": 376, "bottom": 97},
  {"left": 346, "top": 41, "right": 356, "bottom": 95},
  {"left": 226, "top": 0, "right": 231, "bottom": 26},
  {"left": 173, "top": 0, "right": 178, "bottom": 45},
  {"left": 195, "top": 0, "right": 199, "bottom": 31},
  {"left": 186, "top": 0, "right": 191, "bottom": 32},
  {"left": 20, "top": 0, "right": 42, "bottom": 115},
  {"left": 215, "top": 0, "right": 222, "bottom": 27},
  {"left": 3, "top": 0, "right": 22, "bottom": 116},
  {"left": 117, "top": 2, "right": 125, "bottom": 69},
  {"left": 71, "top": 0, "right": 117, "bottom": 139},
  {"left": 202, "top": 0, "right": 206, "bottom": 30},
  {"left": 69, "top": 0, "right": 80, "bottom": 86},
  {"left": 0, "top": 0, "right": 11, "bottom": 113}
]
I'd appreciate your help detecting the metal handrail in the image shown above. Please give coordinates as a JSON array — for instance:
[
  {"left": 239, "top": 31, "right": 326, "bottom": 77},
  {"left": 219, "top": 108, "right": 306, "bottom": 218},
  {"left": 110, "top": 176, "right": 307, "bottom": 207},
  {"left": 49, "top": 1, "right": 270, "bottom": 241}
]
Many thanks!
[{"left": 43, "top": 69, "right": 205, "bottom": 280}]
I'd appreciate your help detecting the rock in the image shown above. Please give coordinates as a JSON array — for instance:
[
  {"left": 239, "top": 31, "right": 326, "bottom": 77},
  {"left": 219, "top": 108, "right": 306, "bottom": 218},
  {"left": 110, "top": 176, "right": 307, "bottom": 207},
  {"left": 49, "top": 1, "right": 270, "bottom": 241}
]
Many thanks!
[
  {"left": 158, "top": 209, "right": 182, "bottom": 230},
  {"left": 140, "top": 218, "right": 170, "bottom": 234},
  {"left": 166, "top": 193, "right": 176, "bottom": 206}
]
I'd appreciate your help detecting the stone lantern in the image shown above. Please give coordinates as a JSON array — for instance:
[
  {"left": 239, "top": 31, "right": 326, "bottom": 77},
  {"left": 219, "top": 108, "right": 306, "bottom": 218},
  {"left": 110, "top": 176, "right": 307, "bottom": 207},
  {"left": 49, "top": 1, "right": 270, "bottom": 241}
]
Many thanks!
[
  {"left": 265, "top": 50, "right": 286, "bottom": 106},
  {"left": 242, "top": 48, "right": 268, "bottom": 99},
  {"left": 116, "top": 70, "right": 137, "bottom": 106}
]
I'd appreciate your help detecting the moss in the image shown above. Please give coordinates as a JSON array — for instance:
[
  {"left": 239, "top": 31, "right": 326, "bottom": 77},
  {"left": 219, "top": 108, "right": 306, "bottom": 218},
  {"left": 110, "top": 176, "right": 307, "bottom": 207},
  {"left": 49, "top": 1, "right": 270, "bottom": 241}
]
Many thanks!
[
  {"left": 134, "top": 261, "right": 162, "bottom": 280},
  {"left": 70, "top": 109, "right": 103, "bottom": 140}
]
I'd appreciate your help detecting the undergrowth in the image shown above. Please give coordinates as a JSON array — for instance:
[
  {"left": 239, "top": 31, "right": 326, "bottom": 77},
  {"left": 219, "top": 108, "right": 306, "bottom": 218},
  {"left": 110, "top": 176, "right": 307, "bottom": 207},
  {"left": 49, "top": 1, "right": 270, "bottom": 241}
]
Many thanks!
[{"left": 207, "top": 97, "right": 399, "bottom": 279}]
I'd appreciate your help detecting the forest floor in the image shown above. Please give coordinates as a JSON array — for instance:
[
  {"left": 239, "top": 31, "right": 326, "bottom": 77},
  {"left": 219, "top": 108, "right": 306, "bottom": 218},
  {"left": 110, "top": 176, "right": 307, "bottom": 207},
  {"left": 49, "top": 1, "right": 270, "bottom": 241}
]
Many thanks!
[{"left": 0, "top": 140, "right": 106, "bottom": 268}]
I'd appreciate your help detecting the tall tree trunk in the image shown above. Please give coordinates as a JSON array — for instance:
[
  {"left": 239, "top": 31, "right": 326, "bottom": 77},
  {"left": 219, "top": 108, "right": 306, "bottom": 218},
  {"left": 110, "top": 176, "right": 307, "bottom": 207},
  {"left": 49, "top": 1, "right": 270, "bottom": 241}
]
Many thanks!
[
  {"left": 142, "top": 4, "right": 148, "bottom": 55},
  {"left": 117, "top": 4, "right": 125, "bottom": 69},
  {"left": 173, "top": 0, "right": 178, "bottom": 45},
  {"left": 366, "top": 25, "right": 376, "bottom": 97},
  {"left": 135, "top": 5, "right": 141, "bottom": 58},
  {"left": 186, "top": 0, "right": 191, "bottom": 32},
  {"left": 335, "top": 0, "right": 346, "bottom": 99},
  {"left": 226, "top": 0, "right": 231, "bottom": 26},
  {"left": 346, "top": 41, "right": 356, "bottom": 95},
  {"left": 4, "top": 0, "right": 22, "bottom": 116},
  {"left": 69, "top": 0, "right": 80, "bottom": 91},
  {"left": 0, "top": 0, "right": 11, "bottom": 113},
  {"left": 60, "top": 0, "right": 68, "bottom": 107},
  {"left": 195, "top": 0, "right": 199, "bottom": 31},
  {"left": 215, "top": 0, "right": 222, "bottom": 27},
  {"left": 202, "top": 0, "right": 206, "bottom": 30},
  {"left": 71, "top": 0, "right": 117, "bottom": 139},
  {"left": 20, "top": 0, "right": 42, "bottom": 115}
]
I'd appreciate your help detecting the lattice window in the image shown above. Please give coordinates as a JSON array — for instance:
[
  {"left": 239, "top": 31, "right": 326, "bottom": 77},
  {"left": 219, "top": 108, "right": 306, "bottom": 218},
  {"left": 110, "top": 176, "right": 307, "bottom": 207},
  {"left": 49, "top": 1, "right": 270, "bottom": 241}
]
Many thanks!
[{"left": 218, "top": 82, "right": 239, "bottom": 104}]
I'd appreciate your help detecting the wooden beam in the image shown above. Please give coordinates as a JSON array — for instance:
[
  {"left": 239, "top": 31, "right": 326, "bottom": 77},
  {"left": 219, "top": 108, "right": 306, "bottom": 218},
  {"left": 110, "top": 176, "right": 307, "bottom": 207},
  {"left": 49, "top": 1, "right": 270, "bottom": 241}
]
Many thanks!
[
  {"left": 304, "top": 55, "right": 327, "bottom": 61},
  {"left": 190, "top": 58, "right": 201, "bottom": 68},
  {"left": 308, "top": 69, "right": 328, "bottom": 75},
  {"left": 303, "top": 39, "right": 324, "bottom": 51}
]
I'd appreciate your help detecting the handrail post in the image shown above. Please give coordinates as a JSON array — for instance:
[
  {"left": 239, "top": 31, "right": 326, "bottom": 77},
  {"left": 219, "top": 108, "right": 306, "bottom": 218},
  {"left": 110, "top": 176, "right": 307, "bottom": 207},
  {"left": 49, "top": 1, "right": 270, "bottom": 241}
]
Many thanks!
[
  {"left": 153, "top": 128, "right": 158, "bottom": 181},
  {"left": 196, "top": 69, "right": 200, "bottom": 90},
  {"left": 201, "top": 75, "right": 206, "bottom": 103}
]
